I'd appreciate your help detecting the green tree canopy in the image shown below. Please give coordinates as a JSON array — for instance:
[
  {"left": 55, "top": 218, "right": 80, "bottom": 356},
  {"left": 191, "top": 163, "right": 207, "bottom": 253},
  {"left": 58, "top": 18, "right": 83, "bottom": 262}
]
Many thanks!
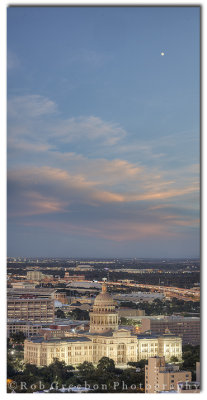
[
  {"left": 170, "top": 356, "right": 179, "bottom": 363},
  {"left": 97, "top": 357, "right": 115, "bottom": 373},
  {"left": 77, "top": 361, "right": 95, "bottom": 376},
  {"left": 69, "top": 308, "right": 90, "bottom": 320},
  {"left": 10, "top": 332, "right": 26, "bottom": 343},
  {"left": 55, "top": 308, "right": 66, "bottom": 319},
  {"left": 7, "top": 362, "right": 17, "bottom": 379}
]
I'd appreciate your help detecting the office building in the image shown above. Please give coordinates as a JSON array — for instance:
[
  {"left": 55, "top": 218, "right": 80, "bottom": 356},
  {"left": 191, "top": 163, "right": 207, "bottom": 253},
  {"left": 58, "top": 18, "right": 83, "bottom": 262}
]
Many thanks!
[
  {"left": 26, "top": 271, "right": 44, "bottom": 281},
  {"left": 7, "top": 320, "right": 46, "bottom": 338},
  {"left": 141, "top": 316, "right": 200, "bottom": 345},
  {"left": 145, "top": 356, "right": 192, "bottom": 393},
  {"left": 7, "top": 289, "right": 55, "bottom": 323}
]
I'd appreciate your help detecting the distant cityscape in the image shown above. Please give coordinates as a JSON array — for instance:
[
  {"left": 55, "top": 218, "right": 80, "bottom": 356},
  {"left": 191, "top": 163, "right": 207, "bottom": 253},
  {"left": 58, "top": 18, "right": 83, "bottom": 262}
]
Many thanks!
[
  {"left": 7, "top": 257, "right": 200, "bottom": 393},
  {"left": 7, "top": 4, "right": 200, "bottom": 395}
]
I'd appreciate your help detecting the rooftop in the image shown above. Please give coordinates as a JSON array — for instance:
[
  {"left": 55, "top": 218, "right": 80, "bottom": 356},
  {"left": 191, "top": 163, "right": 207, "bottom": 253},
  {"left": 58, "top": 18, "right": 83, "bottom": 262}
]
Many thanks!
[
  {"left": 88, "top": 331, "right": 114, "bottom": 337},
  {"left": 148, "top": 316, "right": 200, "bottom": 321},
  {"left": 137, "top": 334, "right": 159, "bottom": 339},
  {"left": 7, "top": 319, "right": 49, "bottom": 326},
  {"left": 28, "top": 336, "right": 92, "bottom": 343},
  {"left": 137, "top": 333, "right": 178, "bottom": 339}
]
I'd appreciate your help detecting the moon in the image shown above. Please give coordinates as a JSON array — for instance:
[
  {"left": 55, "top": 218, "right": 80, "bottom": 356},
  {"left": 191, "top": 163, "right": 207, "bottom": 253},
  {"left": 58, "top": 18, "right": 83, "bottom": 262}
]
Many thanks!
[{"left": 161, "top": 52, "right": 165, "bottom": 56}]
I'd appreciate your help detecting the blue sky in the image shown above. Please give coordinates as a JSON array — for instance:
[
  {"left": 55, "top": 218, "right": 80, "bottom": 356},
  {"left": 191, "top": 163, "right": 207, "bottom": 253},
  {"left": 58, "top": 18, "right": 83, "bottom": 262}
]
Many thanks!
[{"left": 7, "top": 6, "right": 200, "bottom": 258}]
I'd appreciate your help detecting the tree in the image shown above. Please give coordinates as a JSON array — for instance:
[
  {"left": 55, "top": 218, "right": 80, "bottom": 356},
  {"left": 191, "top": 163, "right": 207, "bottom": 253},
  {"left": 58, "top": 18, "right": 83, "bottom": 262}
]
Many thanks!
[
  {"left": 170, "top": 356, "right": 179, "bottom": 363},
  {"left": 24, "top": 364, "right": 40, "bottom": 376},
  {"left": 69, "top": 308, "right": 89, "bottom": 320},
  {"left": 7, "top": 362, "right": 17, "bottom": 379},
  {"left": 120, "top": 317, "right": 128, "bottom": 325},
  {"left": 10, "top": 332, "right": 26, "bottom": 343},
  {"left": 97, "top": 357, "right": 115, "bottom": 373},
  {"left": 182, "top": 345, "right": 200, "bottom": 371},
  {"left": 127, "top": 359, "right": 147, "bottom": 369},
  {"left": 15, "top": 344, "right": 24, "bottom": 351},
  {"left": 55, "top": 309, "right": 66, "bottom": 319},
  {"left": 66, "top": 365, "right": 75, "bottom": 371},
  {"left": 120, "top": 367, "right": 144, "bottom": 390},
  {"left": 77, "top": 361, "right": 95, "bottom": 376},
  {"left": 38, "top": 359, "right": 70, "bottom": 387}
]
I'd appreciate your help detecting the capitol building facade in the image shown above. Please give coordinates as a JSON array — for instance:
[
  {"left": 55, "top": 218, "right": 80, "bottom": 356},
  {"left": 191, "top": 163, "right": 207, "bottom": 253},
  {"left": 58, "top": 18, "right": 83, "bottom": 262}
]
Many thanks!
[{"left": 24, "top": 283, "right": 182, "bottom": 367}]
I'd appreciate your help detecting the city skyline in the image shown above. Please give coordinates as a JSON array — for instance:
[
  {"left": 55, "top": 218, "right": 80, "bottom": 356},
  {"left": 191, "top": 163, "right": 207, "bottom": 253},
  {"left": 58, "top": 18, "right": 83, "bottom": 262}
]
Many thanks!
[{"left": 7, "top": 6, "right": 200, "bottom": 258}]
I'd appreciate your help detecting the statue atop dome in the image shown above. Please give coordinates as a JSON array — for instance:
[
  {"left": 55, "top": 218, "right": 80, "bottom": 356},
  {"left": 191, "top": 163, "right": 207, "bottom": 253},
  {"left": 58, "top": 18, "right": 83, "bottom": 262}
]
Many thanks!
[{"left": 102, "top": 280, "right": 107, "bottom": 293}]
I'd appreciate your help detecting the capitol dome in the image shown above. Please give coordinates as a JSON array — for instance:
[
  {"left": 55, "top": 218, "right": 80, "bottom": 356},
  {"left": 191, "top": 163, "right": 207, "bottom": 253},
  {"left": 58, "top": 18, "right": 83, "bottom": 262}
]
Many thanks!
[
  {"left": 93, "top": 282, "right": 117, "bottom": 307},
  {"left": 89, "top": 282, "right": 118, "bottom": 334}
]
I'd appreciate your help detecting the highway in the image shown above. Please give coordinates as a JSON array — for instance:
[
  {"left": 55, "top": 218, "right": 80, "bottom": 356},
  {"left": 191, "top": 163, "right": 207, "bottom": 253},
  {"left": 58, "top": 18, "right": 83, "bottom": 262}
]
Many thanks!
[{"left": 98, "top": 281, "right": 200, "bottom": 302}]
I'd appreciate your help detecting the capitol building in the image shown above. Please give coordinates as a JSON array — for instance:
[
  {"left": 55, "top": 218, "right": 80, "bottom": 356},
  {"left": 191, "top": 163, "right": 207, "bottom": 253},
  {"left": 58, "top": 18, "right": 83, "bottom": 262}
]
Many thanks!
[{"left": 24, "top": 282, "right": 182, "bottom": 367}]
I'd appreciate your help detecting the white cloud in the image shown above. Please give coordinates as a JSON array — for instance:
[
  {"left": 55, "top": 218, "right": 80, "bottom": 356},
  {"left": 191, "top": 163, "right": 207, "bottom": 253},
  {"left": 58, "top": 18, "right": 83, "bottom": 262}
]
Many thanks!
[
  {"left": 7, "top": 94, "right": 126, "bottom": 149},
  {"left": 8, "top": 95, "right": 57, "bottom": 118},
  {"left": 49, "top": 115, "right": 126, "bottom": 145},
  {"left": 8, "top": 137, "right": 53, "bottom": 153}
]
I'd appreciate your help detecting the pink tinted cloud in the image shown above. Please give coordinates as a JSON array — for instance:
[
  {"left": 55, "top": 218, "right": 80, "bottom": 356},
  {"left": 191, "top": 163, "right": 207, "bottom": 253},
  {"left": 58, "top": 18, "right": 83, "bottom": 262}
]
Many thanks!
[
  {"left": 9, "top": 191, "right": 68, "bottom": 217},
  {"left": 8, "top": 165, "right": 199, "bottom": 208}
]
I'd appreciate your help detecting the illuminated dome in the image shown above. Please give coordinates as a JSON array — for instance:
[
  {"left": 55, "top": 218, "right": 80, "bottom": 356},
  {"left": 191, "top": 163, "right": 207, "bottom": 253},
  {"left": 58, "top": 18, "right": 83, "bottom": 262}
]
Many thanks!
[
  {"left": 93, "top": 282, "right": 116, "bottom": 308},
  {"left": 89, "top": 282, "right": 118, "bottom": 333}
]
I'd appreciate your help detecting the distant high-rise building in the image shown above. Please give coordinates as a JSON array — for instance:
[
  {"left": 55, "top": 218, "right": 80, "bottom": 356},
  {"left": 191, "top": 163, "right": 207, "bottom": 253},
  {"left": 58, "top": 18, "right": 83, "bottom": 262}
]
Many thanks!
[
  {"left": 141, "top": 316, "right": 200, "bottom": 345},
  {"left": 27, "top": 270, "right": 44, "bottom": 281},
  {"left": 7, "top": 289, "right": 55, "bottom": 323}
]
